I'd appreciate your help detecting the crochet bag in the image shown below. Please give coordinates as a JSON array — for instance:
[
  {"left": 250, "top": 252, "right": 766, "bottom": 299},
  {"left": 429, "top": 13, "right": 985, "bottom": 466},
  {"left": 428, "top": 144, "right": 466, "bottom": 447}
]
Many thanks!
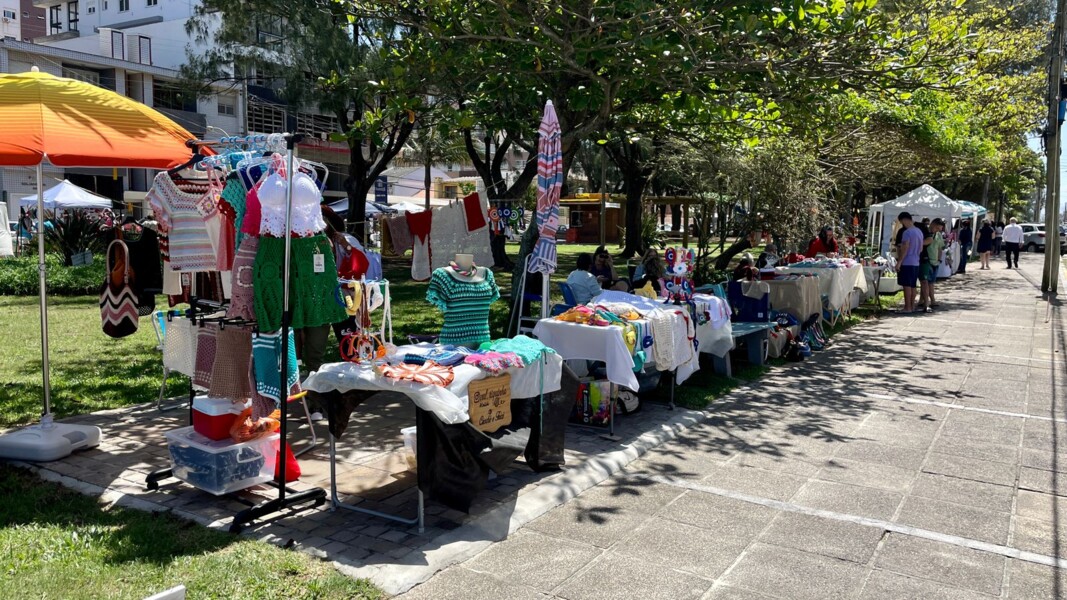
[{"left": 99, "top": 239, "right": 139, "bottom": 338}]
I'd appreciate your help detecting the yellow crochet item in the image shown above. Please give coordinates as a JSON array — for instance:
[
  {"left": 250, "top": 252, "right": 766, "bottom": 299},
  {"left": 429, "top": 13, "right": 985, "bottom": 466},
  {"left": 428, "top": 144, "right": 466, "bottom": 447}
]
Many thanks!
[{"left": 634, "top": 281, "right": 658, "bottom": 299}]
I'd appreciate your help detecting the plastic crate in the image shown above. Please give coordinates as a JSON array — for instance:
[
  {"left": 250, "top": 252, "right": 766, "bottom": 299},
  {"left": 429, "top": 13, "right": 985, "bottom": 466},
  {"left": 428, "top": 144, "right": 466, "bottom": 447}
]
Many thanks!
[
  {"left": 165, "top": 426, "right": 279, "bottom": 496},
  {"left": 192, "top": 396, "right": 250, "bottom": 441}
]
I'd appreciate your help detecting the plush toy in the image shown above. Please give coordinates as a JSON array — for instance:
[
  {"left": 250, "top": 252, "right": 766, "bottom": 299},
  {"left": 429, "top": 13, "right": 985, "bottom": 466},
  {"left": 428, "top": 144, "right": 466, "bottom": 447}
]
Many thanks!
[{"left": 663, "top": 247, "right": 694, "bottom": 303}]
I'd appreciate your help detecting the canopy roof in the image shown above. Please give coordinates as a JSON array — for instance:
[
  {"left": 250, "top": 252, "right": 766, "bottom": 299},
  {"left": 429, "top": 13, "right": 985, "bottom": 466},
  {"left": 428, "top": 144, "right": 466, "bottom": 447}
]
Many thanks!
[
  {"left": 870, "top": 184, "right": 963, "bottom": 219},
  {"left": 19, "top": 179, "right": 112, "bottom": 210},
  {"left": 955, "top": 200, "right": 988, "bottom": 218}
]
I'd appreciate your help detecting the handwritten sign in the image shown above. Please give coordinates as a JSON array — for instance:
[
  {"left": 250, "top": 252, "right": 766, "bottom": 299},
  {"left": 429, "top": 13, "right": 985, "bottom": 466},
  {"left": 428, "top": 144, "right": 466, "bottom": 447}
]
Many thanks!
[{"left": 468, "top": 374, "right": 512, "bottom": 433}]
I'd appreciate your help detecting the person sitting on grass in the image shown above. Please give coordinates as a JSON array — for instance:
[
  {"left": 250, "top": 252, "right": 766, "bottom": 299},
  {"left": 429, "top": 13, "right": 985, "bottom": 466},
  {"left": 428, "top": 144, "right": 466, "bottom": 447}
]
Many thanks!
[
  {"left": 633, "top": 248, "right": 666, "bottom": 293},
  {"left": 591, "top": 247, "right": 629, "bottom": 291},
  {"left": 566, "top": 253, "right": 606, "bottom": 305}
]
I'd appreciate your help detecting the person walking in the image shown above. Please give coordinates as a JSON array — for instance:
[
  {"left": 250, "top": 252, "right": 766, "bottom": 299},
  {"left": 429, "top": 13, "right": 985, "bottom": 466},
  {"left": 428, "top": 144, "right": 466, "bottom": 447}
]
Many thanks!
[
  {"left": 896, "top": 212, "right": 924, "bottom": 314},
  {"left": 976, "top": 219, "right": 995, "bottom": 270},
  {"left": 1002, "top": 217, "right": 1024, "bottom": 269},
  {"left": 957, "top": 220, "right": 973, "bottom": 273},
  {"left": 993, "top": 221, "right": 1004, "bottom": 257}
]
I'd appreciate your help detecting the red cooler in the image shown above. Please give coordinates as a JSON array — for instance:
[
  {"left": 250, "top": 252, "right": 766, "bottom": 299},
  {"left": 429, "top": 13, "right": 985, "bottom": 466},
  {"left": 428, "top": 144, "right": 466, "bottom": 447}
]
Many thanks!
[{"left": 192, "top": 397, "right": 250, "bottom": 441}]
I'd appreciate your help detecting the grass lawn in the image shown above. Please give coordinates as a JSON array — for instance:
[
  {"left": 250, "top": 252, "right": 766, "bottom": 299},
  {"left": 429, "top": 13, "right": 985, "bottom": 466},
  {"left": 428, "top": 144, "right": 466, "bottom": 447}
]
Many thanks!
[{"left": 0, "top": 464, "right": 380, "bottom": 600}]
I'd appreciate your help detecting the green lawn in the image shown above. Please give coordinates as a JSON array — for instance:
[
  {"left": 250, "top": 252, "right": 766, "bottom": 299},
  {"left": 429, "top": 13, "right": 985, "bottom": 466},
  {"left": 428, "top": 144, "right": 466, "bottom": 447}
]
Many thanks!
[{"left": 0, "top": 464, "right": 380, "bottom": 600}]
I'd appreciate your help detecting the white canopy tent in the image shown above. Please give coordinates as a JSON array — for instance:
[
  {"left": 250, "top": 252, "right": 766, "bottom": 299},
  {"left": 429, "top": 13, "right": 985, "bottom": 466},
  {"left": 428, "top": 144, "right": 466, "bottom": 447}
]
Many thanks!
[
  {"left": 867, "top": 184, "right": 963, "bottom": 255},
  {"left": 18, "top": 179, "right": 112, "bottom": 211}
]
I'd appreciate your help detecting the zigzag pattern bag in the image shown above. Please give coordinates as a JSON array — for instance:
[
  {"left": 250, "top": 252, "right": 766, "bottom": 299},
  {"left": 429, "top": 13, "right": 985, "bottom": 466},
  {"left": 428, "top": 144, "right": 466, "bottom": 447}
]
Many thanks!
[{"left": 100, "top": 239, "right": 139, "bottom": 338}]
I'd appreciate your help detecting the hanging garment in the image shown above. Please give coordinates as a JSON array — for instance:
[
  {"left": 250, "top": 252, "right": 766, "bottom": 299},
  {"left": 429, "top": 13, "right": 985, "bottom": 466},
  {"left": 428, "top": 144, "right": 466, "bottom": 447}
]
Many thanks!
[
  {"left": 249, "top": 361, "right": 276, "bottom": 420},
  {"left": 146, "top": 171, "right": 222, "bottom": 272},
  {"left": 162, "top": 318, "right": 196, "bottom": 377},
  {"left": 193, "top": 323, "right": 218, "bottom": 389},
  {"left": 167, "top": 271, "right": 227, "bottom": 307},
  {"left": 99, "top": 239, "right": 139, "bottom": 339},
  {"left": 227, "top": 237, "right": 258, "bottom": 321},
  {"left": 253, "top": 234, "right": 347, "bottom": 332},
  {"left": 162, "top": 260, "right": 183, "bottom": 295},
  {"left": 219, "top": 175, "right": 248, "bottom": 253},
  {"left": 240, "top": 183, "right": 263, "bottom": 238},
  {"left": 252, "top": 330, "right": 300, "bottom": 403},
  {"left": 214, "top": 196, "right": 236, "bottom": 272},
  {"left": 430, "top": 202, "right": 493, "bottom": 271},
  {"left": 257, "top": 168, "right": 326, "bottom": 237},
  {"left": 386, "top": 214, "right": 413, "bottom": 255},
  {"left": 209, "top": 326, "right": 253, "bottom": 400},
  {"left": 462, "top": 192, "right": 487, "bottom": 232},
  {"left": 426, "top": 267, "right": 500, "bottom": 347},
  {"left": 407, "top": 209, "right": 433, "bottom": 281}
]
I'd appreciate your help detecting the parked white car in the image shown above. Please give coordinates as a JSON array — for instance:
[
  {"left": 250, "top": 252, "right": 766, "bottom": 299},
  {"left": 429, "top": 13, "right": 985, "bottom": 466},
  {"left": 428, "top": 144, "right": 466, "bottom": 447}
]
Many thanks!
[{"left": 1019, "top": 223, "right": 1067, "bottom": 253}]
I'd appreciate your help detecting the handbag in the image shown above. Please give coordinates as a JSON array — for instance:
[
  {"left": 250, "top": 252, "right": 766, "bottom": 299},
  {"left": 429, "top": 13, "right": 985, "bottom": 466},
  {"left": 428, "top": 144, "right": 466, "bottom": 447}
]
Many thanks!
[{"left": 99, "top": 239, "right": 140, "bottom": 338}]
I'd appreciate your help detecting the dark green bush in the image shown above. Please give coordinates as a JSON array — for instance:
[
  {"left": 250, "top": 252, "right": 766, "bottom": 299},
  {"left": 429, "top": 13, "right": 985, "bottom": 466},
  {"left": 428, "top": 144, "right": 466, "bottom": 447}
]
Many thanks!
[{"left": 0, "top": 253, "right": 105, "bottom": 295}]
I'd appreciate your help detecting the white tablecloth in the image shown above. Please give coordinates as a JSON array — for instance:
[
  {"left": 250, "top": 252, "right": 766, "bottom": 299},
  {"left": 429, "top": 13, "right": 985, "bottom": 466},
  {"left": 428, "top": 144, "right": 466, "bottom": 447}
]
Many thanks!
[
  {"left": 533, "top": 319, "right": 638, "bottom": 390},
  {"left": 778, "top": 265, "right": 867, "bottom": 311},
  {"left": 692, "top": 293, "right": 734, "bottom": 358},
  {"left": 303, "top": 349, "right": 563, "bottom": 425}
]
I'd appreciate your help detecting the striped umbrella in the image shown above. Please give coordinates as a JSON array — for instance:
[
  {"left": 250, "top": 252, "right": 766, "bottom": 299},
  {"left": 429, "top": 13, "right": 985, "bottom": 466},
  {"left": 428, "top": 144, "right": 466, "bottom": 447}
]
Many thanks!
[{"left": 528, "top": 100, "right": 562, "bottom": 275}]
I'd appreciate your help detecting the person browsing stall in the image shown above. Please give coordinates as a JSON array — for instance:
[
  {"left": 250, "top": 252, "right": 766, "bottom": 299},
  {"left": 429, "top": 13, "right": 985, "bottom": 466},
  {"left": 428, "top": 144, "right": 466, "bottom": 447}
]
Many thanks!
[
  {"left": 896, "top": 212, "right": 924, "bottom": 313},
  {"left": 567, "top": 253, "right": 607, "bottom": 305},
  {"left": 805, "top": 226, "right": 839, "bottom": 257},
  {"left": 921, "top": 218, "right": 946, "bottom": 310}
]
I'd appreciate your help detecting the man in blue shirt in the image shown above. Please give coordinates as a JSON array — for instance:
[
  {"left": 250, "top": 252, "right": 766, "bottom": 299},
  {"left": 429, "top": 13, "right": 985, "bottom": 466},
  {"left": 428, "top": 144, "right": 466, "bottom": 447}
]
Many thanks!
[
  {"left": 565, "top": 253, "right": 604, "bottom": 305},
  {"left": 896, "top": 212, "right": 924, "bottom": 313}
]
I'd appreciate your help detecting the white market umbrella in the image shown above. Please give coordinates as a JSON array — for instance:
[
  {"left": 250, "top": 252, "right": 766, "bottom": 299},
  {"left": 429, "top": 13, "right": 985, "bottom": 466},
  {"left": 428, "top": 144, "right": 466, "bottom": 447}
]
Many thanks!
[{"left": 19, "top": 179, "right": 113, "bottom": 210}]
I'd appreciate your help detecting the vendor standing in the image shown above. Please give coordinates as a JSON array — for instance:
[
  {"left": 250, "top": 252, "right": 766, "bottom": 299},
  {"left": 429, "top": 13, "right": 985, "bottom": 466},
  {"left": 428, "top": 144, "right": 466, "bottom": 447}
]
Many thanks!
[{"left": 804, "top": 226, "right": 839, "bottom": 257}]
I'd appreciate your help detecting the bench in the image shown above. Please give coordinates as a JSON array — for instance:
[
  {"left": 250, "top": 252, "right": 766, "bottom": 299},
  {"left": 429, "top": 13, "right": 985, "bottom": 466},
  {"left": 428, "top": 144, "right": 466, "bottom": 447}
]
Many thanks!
[{"left": 710, "top": 321, "right": 776, "bottom": 378}]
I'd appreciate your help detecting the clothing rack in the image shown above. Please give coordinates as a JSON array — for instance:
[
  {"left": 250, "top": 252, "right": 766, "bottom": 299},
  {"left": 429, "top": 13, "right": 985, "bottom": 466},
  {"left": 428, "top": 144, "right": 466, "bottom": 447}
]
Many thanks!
[{"left": 144, "top": 133, "right": 327, "bottom": 533}]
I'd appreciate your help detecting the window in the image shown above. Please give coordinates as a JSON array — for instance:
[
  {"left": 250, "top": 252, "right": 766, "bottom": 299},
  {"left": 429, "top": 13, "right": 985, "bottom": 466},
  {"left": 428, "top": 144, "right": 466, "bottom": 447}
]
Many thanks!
[
  {"left": 67, "top": 1, "right": 78, "bottom": 31},
  {"left": 217, "top": 97, "right": 236, "bottom": 116},
  {"left": 48, "top": 5, "right": 61, "bottom": 32},
  {"left": 118, "top": 0, "right": 128, "bottom": 11},
  {"left": 110, "top": 30, "right": 124, "bottom": 59},
  {"left": 3, "top": 9, "right": 16, "bottom": 19},
  {"left": 137, "top": 35, "right": 151, "bottom": 65},
  {"left": 146, "top": 0, "right": 157, "bottom": 5},
  {"left": 86, "top": 1, "right": 95, "bottom": 14},
  {"left": 153, "top": 80, "right": 196, "bottom": 112}
]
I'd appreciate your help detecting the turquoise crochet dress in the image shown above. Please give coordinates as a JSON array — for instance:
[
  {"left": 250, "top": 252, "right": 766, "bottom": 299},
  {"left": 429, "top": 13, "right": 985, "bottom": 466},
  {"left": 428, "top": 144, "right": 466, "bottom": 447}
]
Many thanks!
[{"left": 426, "top": 267, "right": 500, "bottom": 347}]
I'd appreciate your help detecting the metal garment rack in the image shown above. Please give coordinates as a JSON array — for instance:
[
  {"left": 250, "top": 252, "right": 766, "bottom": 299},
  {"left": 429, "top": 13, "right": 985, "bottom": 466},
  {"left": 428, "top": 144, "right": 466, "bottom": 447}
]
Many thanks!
[{"left": 144, "top": 133, "right": 326, "bottom": 532}]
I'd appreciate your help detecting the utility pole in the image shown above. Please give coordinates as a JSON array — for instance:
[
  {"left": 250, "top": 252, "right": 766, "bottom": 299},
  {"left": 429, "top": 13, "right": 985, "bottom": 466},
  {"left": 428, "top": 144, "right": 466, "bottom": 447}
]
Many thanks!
[{"left": 1043, "top": 0, "right": 1067, "bottom": 293}]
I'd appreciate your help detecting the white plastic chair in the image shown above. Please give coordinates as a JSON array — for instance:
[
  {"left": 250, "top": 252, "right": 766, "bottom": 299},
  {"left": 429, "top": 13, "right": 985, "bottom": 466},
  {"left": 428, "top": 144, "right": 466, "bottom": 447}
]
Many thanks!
[{"left": 150, "top": 310, "right": 174, "bottom": 411}]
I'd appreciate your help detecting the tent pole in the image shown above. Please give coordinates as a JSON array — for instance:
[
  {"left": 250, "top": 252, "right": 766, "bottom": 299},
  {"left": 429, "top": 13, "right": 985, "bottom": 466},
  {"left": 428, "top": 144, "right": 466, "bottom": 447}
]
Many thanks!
[{"left": 36, "top": 162, "right": 52, "bottom": 420}]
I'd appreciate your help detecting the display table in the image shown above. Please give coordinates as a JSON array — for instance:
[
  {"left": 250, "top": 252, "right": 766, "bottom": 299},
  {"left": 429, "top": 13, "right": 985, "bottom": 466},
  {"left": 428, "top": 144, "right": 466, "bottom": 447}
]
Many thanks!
[
  {"left": 777, "top": 264, "right": 867, "bottom": 311},
  {"left": 532, "top": 319, "right": 638, "bottom": 390},
  {"left": 765, "top": 276, "right": 822, "bottom": 323},
  {"left": 304, "top": 347, "right": 566, "bottom": 527},
  {"left": 709, "top": 321, "right": 775, "bottom": 377}
]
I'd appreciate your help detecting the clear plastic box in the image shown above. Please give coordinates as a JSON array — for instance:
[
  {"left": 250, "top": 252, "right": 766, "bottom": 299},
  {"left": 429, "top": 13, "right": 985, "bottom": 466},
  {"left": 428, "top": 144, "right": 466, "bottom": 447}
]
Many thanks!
[
  {"left": 401, "top": 426, "right": 417, "bottom": 471},
  {"left": 165, "top": 426, "right": 279, "bottom": 496}
]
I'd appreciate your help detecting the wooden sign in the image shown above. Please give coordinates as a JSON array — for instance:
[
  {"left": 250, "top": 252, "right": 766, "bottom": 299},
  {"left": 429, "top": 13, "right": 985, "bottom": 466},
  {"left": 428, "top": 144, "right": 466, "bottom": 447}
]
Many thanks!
[{"left": 468, "top": 373, "right": 512, "bottom": 433}]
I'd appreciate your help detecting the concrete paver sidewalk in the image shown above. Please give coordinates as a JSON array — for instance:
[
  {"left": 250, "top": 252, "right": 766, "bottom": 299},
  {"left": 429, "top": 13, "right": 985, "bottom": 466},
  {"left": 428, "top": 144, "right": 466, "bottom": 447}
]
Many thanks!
[{"left": 399, "top": 254, "right": 1067, "bottom": 599}]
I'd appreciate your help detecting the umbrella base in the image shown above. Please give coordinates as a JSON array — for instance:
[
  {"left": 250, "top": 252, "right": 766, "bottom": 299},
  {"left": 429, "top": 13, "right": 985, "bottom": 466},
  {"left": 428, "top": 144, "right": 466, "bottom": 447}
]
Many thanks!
[{"left": 0, "top": 421, "right": 101, "bottom": 462}]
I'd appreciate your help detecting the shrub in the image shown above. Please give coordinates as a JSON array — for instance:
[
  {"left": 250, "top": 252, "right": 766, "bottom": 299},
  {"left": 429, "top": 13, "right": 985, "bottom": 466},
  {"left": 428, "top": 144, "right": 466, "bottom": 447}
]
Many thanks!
[{"left": 0, "top": 253, "right": 105, "bottom": 296}]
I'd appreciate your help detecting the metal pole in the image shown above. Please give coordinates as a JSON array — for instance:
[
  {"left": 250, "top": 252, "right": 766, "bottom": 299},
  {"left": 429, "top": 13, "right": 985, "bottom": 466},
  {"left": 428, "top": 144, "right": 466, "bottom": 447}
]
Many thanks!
[
  {"left": 1044, "top": 0, "right": 1067, "bottom": 293},
  {"left": 599, "top": 148, "right": 607, "bottom": 247},
  {"left": 278, "top": 135, "right": 298, "bottom": 499},
  {"left": 36, "top": 162, "right": 52, "bottom": 420}
]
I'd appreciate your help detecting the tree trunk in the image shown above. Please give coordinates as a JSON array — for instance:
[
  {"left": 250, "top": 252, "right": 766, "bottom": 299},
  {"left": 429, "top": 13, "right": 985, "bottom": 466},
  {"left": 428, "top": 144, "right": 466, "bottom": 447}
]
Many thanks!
[
  {"left": 620, "top": 174, "right": 647, "bottom": 258},
  {"left": 713, "top": 235, "right": 755, "bottom": 271}
]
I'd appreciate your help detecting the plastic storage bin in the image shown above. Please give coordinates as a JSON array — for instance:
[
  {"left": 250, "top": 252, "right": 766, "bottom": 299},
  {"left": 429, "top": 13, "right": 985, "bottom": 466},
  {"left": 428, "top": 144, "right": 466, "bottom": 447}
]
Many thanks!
[
  {"left": 192, "top": 397, "right": 250, "bottom": 441},
  {"left": 401, "top": 426, "right": 418, "bottom": 471},
  {"left": 165, "top": 426, "right": 279, "bottom": 495}
]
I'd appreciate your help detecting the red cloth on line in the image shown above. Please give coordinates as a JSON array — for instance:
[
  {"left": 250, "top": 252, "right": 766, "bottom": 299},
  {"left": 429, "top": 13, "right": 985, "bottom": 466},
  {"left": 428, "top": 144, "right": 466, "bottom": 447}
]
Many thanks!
[
  {"left": 406, "top": 209, "right": 432, "bottom": 242},
  {"left": 462, "top": 192, "right": 487, "bottom": 232}
]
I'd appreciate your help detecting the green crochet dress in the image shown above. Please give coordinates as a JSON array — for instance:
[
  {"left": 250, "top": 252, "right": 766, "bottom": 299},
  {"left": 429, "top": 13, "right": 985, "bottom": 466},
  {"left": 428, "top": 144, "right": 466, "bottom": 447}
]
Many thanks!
[
  {"left": 253, "top": 234, "right": 346, "bottom": 332},
  {"left": 426, "top": 267, "right": 500, "bottom": 347}
]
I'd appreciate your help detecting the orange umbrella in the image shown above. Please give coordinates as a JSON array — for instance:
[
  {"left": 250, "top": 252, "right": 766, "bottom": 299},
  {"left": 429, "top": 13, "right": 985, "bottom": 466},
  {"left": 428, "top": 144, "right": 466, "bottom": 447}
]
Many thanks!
[
  {"left": 0, "top": 69, "right": 200, "bottom": 168},
  {"left": 0, "top": 69, "right": 202, "bottom": 459}
]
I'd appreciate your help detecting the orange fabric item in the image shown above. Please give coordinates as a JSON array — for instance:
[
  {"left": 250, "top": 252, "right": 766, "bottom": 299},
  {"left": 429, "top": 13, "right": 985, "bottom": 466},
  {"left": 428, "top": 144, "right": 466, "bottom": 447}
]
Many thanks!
[
  {"left": 0, "top": 70, "right": 200, "bottom": 168},
  {"left": 380, "top": 361, "right": 455, "bottom": 386},
  {"left": 229, "top": 407, "right": 281, "bottom": 443}
]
